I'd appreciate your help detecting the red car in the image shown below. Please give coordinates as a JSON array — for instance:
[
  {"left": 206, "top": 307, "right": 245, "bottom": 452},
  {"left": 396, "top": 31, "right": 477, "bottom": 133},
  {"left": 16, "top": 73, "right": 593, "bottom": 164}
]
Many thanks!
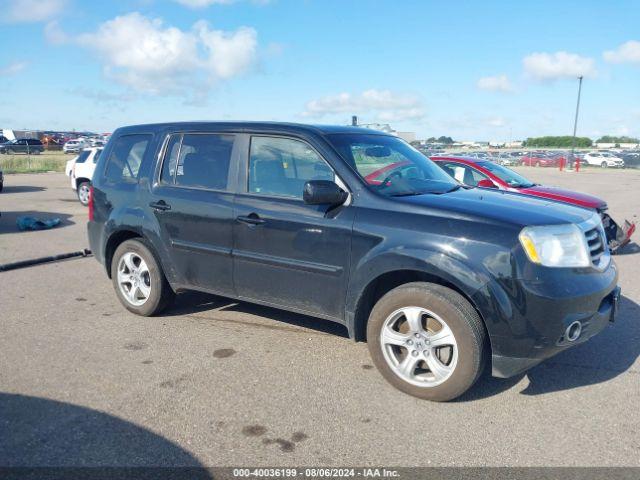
[
  {"left": 520, "top": 151, "right": 566, "bottom": 167},
  {"left": 430, "top": 155, "right": 635, "bottom": 251}
]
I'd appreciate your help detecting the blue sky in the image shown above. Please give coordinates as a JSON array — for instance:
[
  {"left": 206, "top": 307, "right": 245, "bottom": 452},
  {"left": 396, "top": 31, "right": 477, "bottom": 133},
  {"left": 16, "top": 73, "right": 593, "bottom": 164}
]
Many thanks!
[{"left": 0, "top": 0, "right": 639, "bottom": 140}]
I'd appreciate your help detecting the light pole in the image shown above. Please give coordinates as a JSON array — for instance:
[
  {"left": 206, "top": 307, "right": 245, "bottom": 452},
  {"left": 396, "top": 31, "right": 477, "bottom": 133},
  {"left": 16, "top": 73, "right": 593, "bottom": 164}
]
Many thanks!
[{"left": 570, "top": 75, "right": 583, "bottom": 170}]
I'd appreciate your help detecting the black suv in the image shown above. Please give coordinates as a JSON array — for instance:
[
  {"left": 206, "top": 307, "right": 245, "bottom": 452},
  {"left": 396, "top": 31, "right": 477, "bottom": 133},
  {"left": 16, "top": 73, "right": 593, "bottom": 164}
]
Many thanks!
[
  {"left": 0, "top": 138, "right": 44, "bottom": 155},
  {"left": 88, "top": 122, "right": 620, "bottom": 401}
]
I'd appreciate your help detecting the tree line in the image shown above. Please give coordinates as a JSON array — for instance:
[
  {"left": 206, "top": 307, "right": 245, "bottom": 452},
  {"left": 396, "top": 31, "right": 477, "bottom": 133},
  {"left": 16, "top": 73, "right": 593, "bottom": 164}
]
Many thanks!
[{"left": 523, "top": 136, "right": 593, "bottom": 148}]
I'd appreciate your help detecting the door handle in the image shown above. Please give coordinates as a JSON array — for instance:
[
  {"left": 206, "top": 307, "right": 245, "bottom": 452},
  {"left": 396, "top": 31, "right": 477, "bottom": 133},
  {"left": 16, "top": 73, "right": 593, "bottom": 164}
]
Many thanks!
[
  {"left": 149, "top": 200, "right": 171, "bottom": 211},
  {"left": 236, "top": 214, "right": 265, "bottom": 226}
]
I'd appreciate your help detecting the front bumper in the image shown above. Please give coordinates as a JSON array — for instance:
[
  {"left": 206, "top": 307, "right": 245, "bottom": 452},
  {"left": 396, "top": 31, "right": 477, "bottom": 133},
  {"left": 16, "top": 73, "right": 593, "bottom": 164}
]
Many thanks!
[{"left": 487, "top": 263, "right": 619, "bottom": 378}]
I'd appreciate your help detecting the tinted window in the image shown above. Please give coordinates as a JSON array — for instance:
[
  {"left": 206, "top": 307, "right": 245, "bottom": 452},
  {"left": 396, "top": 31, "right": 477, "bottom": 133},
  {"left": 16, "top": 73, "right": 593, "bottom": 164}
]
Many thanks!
[
  {"left": 75, "top": 150, "right": 91, "bottom": 164},
  {"left": 162, "top": 133, "right": 234, "bottom": 190},
  {"left": 104, "top": 134, "right": 151, "bottom": 183},
  {"left": 160, "top": 134, "right": 182, "bottom": 184},
  {"left": 93, "top": 149, "right": 102, "bottom": 163},
  {"left": 249, "top": 136, "right": 334, "bottom": 198},
  {"left": 28, "top": 139, "right": 42, "bottom": 145}
]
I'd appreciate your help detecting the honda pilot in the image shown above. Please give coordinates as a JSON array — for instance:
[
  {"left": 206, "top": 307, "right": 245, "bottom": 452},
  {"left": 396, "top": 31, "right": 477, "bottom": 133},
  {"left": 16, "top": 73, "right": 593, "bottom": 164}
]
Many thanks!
[{"left": 87, "top": 122, "right": 620, "bottom": 401}]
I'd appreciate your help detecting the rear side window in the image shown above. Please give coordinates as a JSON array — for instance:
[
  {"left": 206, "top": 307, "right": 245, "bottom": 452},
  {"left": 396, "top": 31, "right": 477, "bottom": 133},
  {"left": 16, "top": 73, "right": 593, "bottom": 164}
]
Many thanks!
[
  {"left": 75, "top": 150, "right": 91, "bottom": 164},
  {"left": 160, "top": 133, "right": 234, "bottom": 191},
  {"left": 248, "top": 136, "right": 334, "bottom": 198},
  {"left": 104, "top": 134, "right": 151, "bottom": 183}
]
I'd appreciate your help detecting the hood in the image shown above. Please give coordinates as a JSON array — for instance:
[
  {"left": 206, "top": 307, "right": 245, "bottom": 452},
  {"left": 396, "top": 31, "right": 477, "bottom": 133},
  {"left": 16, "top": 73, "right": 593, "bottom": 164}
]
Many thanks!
[
  {"left": 519, "top": 185, "right": 606, "bottom": 210},
  {"left": 395, "top": 187, "right": 594, "bottom": 228}
]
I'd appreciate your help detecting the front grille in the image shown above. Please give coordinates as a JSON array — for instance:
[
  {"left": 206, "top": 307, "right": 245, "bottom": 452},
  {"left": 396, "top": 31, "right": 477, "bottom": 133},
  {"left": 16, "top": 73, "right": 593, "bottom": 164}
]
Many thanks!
[{"left": 585, "top": 226, "right": 606, "bottom": 265}]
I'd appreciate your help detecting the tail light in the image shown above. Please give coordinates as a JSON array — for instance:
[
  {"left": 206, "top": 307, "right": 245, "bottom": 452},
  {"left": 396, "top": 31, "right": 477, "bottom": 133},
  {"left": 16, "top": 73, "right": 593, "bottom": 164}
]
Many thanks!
[{"left": 88, "top": 186, "right": 94, "bottom": 221}]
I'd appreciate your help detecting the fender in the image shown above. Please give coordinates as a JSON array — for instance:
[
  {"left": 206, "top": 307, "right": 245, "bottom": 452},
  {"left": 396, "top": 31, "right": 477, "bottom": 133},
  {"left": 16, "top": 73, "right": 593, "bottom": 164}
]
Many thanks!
[
  {"left": 102, "top": 205, "right": 180, "bottom": 286},
  {"left": 344, "top": 247, "right": 515, "bottom": 346}
]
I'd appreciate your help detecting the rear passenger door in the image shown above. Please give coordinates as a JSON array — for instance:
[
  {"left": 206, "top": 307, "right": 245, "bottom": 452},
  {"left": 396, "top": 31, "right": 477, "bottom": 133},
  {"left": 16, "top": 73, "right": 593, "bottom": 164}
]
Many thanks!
[
  {"left": 233, "top": 135, "right": 354, "bottom": 320},
  {"left": 149, "top": 132, "right": 237, "bottom": 295}
]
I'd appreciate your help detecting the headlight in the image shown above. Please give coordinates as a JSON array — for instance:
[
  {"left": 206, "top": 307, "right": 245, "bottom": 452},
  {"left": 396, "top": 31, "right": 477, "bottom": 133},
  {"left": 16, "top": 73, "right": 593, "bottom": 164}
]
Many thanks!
[{"left": 519, "top": 223, "right": 590, "bottom": 267}]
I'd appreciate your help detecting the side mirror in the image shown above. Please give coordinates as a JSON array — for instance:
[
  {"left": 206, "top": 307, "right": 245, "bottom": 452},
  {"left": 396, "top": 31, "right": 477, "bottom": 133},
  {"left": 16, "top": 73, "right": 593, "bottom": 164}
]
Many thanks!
[
  {"left": 303, "top": 180, "right": 348, "bottom": 206},
  {"left": 477, "top": 179, "right": 497, "bottom": 188}
]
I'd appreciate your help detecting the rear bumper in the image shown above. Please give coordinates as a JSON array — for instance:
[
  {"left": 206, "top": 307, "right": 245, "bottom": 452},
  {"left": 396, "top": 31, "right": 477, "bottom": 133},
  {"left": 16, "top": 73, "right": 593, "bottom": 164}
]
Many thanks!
[{"left": 87, "top": 221, "right": 105, "bottom": 267}]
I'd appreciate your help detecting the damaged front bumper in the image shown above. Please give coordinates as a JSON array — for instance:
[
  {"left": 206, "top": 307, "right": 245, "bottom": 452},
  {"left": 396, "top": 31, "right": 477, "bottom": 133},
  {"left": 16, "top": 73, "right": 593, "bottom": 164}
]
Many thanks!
[{"left": 602, "top": 213, "right": 636, "bottom": 253}]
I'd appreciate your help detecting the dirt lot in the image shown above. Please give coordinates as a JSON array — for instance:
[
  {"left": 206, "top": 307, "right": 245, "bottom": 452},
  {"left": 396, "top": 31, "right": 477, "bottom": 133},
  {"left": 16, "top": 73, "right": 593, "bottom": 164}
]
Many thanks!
[{"left": 0, "top": 168, "right": 639, "bottom": 467}]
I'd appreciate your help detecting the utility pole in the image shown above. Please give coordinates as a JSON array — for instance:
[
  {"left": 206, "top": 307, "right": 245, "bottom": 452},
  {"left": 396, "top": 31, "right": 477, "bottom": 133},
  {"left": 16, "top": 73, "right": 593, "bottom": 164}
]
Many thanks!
[{"left": 570, "top": 76, "right": 583, "bottom": 169}]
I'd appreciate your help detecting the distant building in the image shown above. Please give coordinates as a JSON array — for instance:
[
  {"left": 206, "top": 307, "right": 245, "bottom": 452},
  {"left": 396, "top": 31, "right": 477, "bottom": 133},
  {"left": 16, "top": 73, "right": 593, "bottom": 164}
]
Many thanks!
[
  {"left": 595, "top": 142, "right": 638, "bottom": 150},
  {"left": 355, "top": 122, "right": 416, "bottom": 143}
]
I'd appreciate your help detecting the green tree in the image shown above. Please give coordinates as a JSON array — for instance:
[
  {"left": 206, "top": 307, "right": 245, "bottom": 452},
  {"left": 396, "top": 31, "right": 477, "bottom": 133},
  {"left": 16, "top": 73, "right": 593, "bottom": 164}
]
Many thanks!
[
  {"left": 595, "top": 135, "right": 640, "bottom": 144},
  {"left": 524, "top": 136, "right": 592, "bottom": 148}
]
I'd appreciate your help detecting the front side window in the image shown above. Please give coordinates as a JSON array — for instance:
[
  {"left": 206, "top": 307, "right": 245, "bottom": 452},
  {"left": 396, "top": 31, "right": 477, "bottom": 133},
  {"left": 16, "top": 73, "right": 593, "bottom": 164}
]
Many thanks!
[
  {"left": 161, "top": 133, "right": 234, "bottom": 190},
  {"left": 248, "top": 136, "right": 334, "bottom": 198},
  {"left": 104, "top": 134, "right": 151, "bottom": 183},
  {"left": 328, "top": 134, "right": 458, "bottom": 196},
  {"left": 438, "top": 162, "right": 488, "bottom": 186},
  {"left": 475, "top": 161, "right": 534, "bottom": 188}
]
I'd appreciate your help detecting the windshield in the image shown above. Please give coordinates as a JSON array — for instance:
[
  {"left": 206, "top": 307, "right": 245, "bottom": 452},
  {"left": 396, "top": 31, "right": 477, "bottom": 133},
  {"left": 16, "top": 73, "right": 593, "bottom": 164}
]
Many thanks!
[
  {"left": 327, "top": 134, "right": 458, "bottom": 196},
  {"left": 475, "top": 161, "right": 535, "bottom": 188}
]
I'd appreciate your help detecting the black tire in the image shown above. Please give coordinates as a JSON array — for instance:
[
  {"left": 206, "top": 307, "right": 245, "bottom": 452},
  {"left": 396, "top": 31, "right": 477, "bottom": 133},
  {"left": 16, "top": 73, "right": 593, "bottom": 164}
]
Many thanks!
[
  {"left": 601, "top": 161, "right": 608, "bottom": 168},
  {"left": 76, "top": 181, "right": 91, "bottom": 206},
  {"left": 111, "top": 239, "right": 175, "bottom": 316},
  {"left": 366, "top": 282, "right": 487, "bottom": 401},
  {"left": 0, "top": 181, "right": 3, "bottom": 192}
]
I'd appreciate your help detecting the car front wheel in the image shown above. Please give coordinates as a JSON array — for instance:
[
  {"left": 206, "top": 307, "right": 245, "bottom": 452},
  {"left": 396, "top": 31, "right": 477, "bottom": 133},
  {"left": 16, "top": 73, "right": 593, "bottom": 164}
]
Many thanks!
[
  {"left": 601, "top": 161, "right": 608, "bottom": 168},
  {"left": 111, "top": 239, "right": 175, "bottom": 316},
  {"left": 367, "top": 282, "right": 486, "bottom": 401}
]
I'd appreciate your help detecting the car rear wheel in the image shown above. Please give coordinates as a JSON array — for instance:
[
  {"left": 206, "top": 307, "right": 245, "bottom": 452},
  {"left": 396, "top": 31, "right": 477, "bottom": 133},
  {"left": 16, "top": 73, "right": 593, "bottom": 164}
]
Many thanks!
[
  {"left": 367, "top": 282, "right": 486, "bottom": 401},
  {"left": 111, "top": 239, "right": 175, "bottom": 316},
  {"left": 601, "top": 161, "right": 608, "bottom": 168},
  {"left": 77, "top": 181, "right": 91, "bottom": 206}
]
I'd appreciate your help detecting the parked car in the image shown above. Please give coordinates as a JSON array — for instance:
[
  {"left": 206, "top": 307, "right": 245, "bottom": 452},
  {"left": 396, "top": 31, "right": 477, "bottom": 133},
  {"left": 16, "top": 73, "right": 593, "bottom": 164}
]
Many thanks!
[
  {"left": 63, "top": 139, "right": 87, "bottom": 154},
  {"left": 432, "top": 155, "right": 635, "bottom": 252},
  {"left": 583, "top": 151, "right": 625, "bottom": 168},
  {"left": 619, "top": 151, "right": 640, "bottom": 168},
  {"left": 0, "top": 138, "right": 44, "bottom": 155},
  {"left": 70, "top": 147, "right": 103, "bottom": 205},
  {"left": 88, "top": 122, "right": 620, "bottom": 402},
  {"left": 520, "top": 151, "right": 565, "bottom": 167},
  {"left": 494, "top": 152, "right": 519, "bottom": 166},
  {"left": 65, "top": 155, "right": 78, "bottom": 177}
]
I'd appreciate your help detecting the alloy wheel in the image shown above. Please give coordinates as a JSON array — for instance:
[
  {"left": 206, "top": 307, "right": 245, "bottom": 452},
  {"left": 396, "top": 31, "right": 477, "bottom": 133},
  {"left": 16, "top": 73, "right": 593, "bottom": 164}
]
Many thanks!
[
  {"left": 117, "top": 252, "right": 151, "bottom": 306},
  {"left": 379, "top": 306, "right": 458, "bottom": 387}
]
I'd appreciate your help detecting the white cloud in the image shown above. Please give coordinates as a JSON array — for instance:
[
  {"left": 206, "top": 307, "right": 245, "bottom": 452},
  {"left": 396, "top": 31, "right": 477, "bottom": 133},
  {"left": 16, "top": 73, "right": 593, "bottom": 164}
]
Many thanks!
[
  {"left": 56, "top": 12, "right": 259, "bottom": 97},
  {"left": 477, "top": 74, "right": 514, "bottom": 92},
  {"left": 195, "top": 21, "right": 257, "bottom": 79},
  {"left": 0, "top": 61, "right": 28, "bottom": 76},
  {"left": 44, "top": 20, "right": 68, "bottom": 44},
  {"left": 604, "top": 40, "right": 640, "bottom": 65},
  {"left": 523, "top": 51, "right": 597, "bottom": 80},
  {"left": 3, "top": 0, "right": 66, "bottom": 23},
  {"left": 303, "top": 89, "right": 425, "bottom": 121},
  {"left": 486, "top": 117, "right": 505, "bottom": 127}
]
